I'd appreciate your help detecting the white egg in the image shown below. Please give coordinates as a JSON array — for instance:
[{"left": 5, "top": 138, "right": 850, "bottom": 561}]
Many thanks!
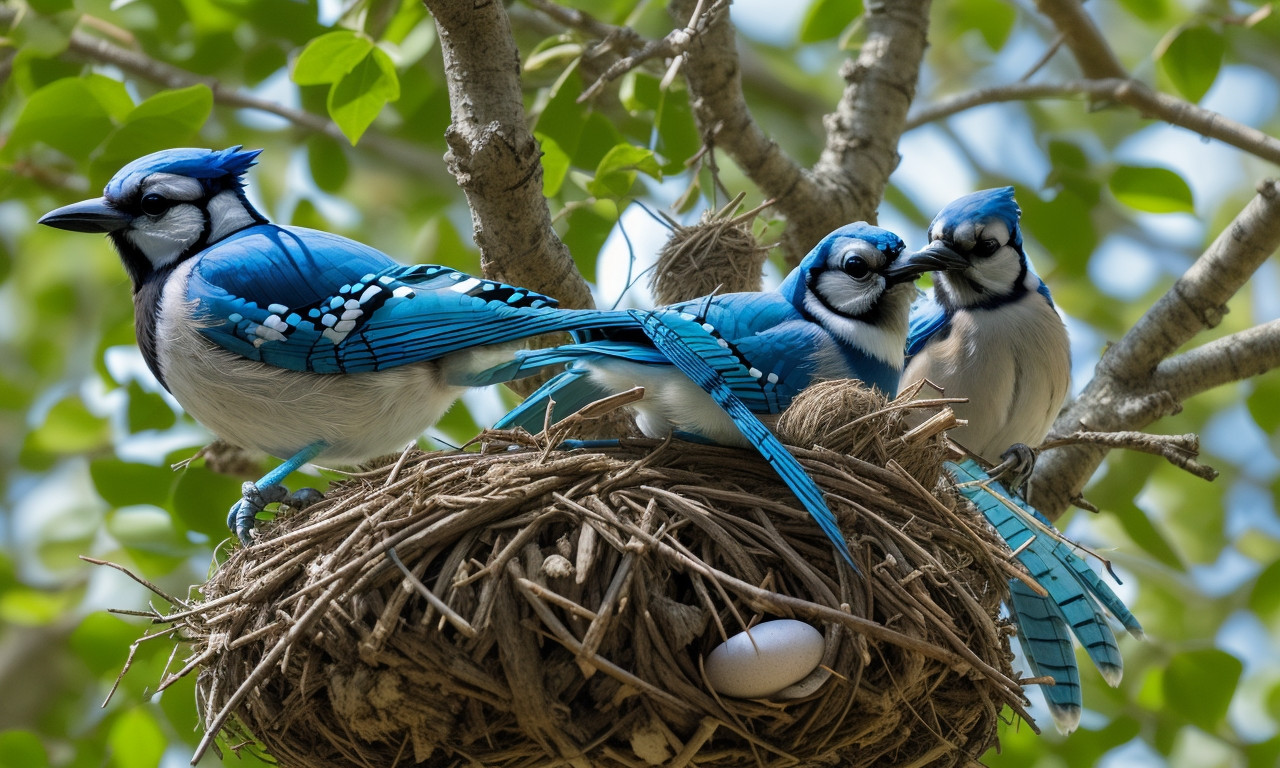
[{"left": 704, "top": 619, "right": 825, "bottom": 698}]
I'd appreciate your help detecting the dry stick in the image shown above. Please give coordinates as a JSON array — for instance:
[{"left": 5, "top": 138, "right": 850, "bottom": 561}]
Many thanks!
[
  {"left": 191, "top": 576, "right": 350, "bottom": 764},
  {"left": 1039, "top": 430, "right": 1218, "bottom": 481},
  {"left": 81, "top": 556, "right": 188, "bottom": 609},
  {"left": 386, "top": 547, "right": 477, "bottom": 638}
]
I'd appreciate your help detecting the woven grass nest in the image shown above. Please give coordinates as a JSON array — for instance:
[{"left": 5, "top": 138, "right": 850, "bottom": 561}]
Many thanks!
[{"left": 165, "top": 381, "right": 1032, "bottom": 768}]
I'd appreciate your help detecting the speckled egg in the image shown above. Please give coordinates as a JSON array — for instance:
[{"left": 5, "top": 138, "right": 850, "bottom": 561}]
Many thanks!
[{"left": 704, "top": 619, "right": 825, "bottom": 698}]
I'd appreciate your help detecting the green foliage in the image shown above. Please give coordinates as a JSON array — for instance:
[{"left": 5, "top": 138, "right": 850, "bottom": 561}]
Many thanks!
[
  {"left": 1109, "top": 165, "right": 1195, "bottom": 213},
  {"left": 1163, "top": 649, "right": 1244, "bottom": 731},
  {"left": 1157, "top": 23, "right": 1225, "bottom": 103},
  {"left": 294, "top": 30, "right": 400, "bottom": 143}
]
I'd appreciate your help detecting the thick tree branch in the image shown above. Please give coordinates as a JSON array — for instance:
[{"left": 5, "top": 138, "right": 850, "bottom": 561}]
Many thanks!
[
  {"left": 906, "top": 79, "right": 1280, "bottom": 167},
  {"left": 1152, "top": 319, "right": 1280, "bottom": 400},
  {"left": 800, "top": 0, "right": 931, "bottom": 253},
  {"left": 1100, "top": 180, "right": 1280, "bottom": 383},
  {"left": 1033, "top": 0, "right": 1127, "bottom": 79},
  {"left": 59, "top": 23, "right": 444, "bottom": 179},
  {"left": 423, "top": 0, "right": 595, "bottom": 311},
  {"left": 1031, "top": 180, "right": 1280, "bottom": 518},
  {"left": 673, "top": 0, "right": 931, "bottom": 262}
]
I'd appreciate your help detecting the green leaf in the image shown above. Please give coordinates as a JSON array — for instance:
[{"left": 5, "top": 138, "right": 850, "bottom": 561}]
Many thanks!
[
  {"left": 4, "top": 77, "right": 120, "bottom": 161},
  {"left": 1158, "top": 24, "right": 1225, "bottom": 103},
  {"left": 588, "top": 144, "right": 660, "bottom": 198},
  {"left": 1109, "top": 165, "right": 1195, "bottom": 213},
  {"left": 537, "top": 132, "right": 573, "bottom": 197},
  {"left": 327, "top": 47, "right": 400, "bottom": 145},
  {"left": 1018, "top": 189, "right": 1097, "bottom": 272},
  {"left": 90, "top": 85, "right": 214, "bottom": 188},
  {"left": 561, "top": 199, "right": 618, "bottom": 282},
  {"left": 949, "top": 0, "right": 1017, "bottom": 50},
  {"left": 107, "top": 708, "right": 166, "bottom": 768},
  {"left": 292, "top": 30, "right": 374, "bottom": 85},
  {"left": 126, "top": 381, "right": 177, "bottom": 433},
  {"left": 1249, "top": 559, "right": 1280, "bottom": 620},
  {"left": 1118, "top": 0, "right": 1171, "bottom": 23},
  {"left": 307, "top": 134, "right": 350, "bottom": 192},
  {"left": 29, "top": 396, "right": 111, "bottom": 454},
  {"left": 0, "top": 730, "right": 49, "bottom": 768},
  {"left": 799, "top": 0, "right": 863, "bottom": 43},
  {"left": 1162, "top": 648, "right": 1242, "bottom": 730},
  {"left": 89, "top": 459, "right": 175, "bottom": 509},
  {"left": 69, "top": 613, "right": 143, "bottom": 677},
  {"left": 1247, "top": 375, "right": 1280, "bottom": 435},
  {"left": 0, "top": 588, "right": 73, "bottom": 626}
]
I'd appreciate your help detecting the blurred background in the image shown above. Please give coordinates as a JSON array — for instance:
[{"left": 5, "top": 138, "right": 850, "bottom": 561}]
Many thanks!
[{"left": 1, "top": 0, "right": 1279, "bottom": 766}]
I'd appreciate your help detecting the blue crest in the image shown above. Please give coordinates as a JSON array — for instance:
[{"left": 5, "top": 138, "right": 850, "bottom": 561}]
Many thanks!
[
  {"left": 105, "top": 146, "right": 263, "bottom": 199},
  {"left": 932, "top": 186, "right": 1022, "bottom": 249}
]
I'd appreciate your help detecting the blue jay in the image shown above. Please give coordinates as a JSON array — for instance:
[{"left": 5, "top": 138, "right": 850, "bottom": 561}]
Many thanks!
[
  {"left": 39, "top": 147, "right": 638, "bottom": 543},
  {"left": 902, "top": 186, "right": 1070, "bottom": 465},
  {"left": 481, "top": 223, "right": 937, "bottom": 569},
  {"left": 901, "top": 188, "right": 1141, "bottom": 733}
]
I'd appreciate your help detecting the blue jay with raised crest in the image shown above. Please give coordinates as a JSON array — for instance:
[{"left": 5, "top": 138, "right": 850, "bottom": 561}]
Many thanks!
[
  {"left": 901, "top": 188, "right": 1142, "bottom": 733},
  {"left": 39, "top": 147, "right": 639, "bottom": 544},
  {"left": 480, "top": 223, "right": 936, "bottom": 570}
]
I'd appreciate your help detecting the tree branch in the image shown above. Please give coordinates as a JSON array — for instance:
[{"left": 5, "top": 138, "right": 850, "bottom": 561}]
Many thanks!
[
  {"left": 800, "top": 0, "right": 931, "bottom": 253},
  {"left": 1152, "top": 319, "right": 1280, "bottom": 400},
  {"left": 423, "top": 0, "right": 595, "bottom": 311},
  {"left": 672, "top": 0, "right": 931, "bottom": 262},
  {"left": 60, "top": 23, "right": 444, "bottom": 179},
  {"left": 577, "top": 0, "right": 725, "bottom": 102},
  {"left": 905, "top": 79, "right": 1280, "bottom": 167},
  {"left": 1031, "top": 180, "right": 1280, "bottom": 518},
  {"left": 1032, "top": 0, "right": 1127, "bottom": 79}
]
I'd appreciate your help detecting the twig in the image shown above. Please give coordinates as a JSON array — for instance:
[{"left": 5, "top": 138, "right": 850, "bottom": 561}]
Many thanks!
[
  {"left": 577, "top": 0, "right": 724, "bottom": 102},
  {"left": 905, "top": 79, "right": 1280, "bottom": 167},
  {"left": 1039, "top": 431, "right": 1218, "bottom": 481}
]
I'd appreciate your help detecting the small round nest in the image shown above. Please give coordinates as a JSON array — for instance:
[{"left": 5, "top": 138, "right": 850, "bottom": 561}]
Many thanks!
[{"left": 171, "top": 381, "right": 1028, "bottom": 768}]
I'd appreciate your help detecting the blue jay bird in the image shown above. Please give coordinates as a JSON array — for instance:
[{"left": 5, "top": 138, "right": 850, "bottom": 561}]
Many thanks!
[
  {"left": 39, "top": 147, "right": 640, "bottom": 544},
  {"left": 902, "top": 186, "right": 1070, "bottom": 466},
  {"left": 901, "top": 188, "right": 1142, "bottom": 733},
  {"left": 481, "top": 223, "right": 936, "bottom": 569}
]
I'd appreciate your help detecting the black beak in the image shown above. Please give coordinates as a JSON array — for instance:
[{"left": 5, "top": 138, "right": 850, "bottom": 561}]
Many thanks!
[
  {"left": 884, "top": 240, "right": 970, "bottom": 283},
  {"left": 39, "top": 198, "right": 133, "bottom": 233}
]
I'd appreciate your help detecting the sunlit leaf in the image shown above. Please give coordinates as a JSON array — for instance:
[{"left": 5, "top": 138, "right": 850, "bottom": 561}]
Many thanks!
[
  {"left": 799, "top": 0, "right": 863, "bottom": 43},
  {"left": 948, "top": 0, "right": 1017, "bottom": 50},
  {"left": 107, "top": 708, "right": 166, "bottom": 768},
  {"left": 1249, "top": 559, "right": 1280, "bottom": 620},
  {"left": 1117, "top": 0, "right": 1171, "bottom": 22},
  {"left": 588, "top": 144, "right": 661, "bottom": 198},
  {"left": 0, "top": 588, "right": 74, "bottom": 626},
  {"left": 1158, "top": 24, "right": 1224, "bottom": 103},
  {"left": 4, "top": 77, "right": 119, "bottom": 161},
  {"left": 327, "top": 47, "right": 400, "bottom": 144},
  {"left": 292, "top": 30, "right": 374, "bottom": 85},
  {"left": 1109, "top": 165, "right": 1194, "bottom": 213},
  {"left": 89, "top": 459, "right": 175, "bottom": 509},
  {"left": 29, "top": 396, "right": 111, "bottom": 454},
  {"left": 1163, "top": 648, "right": 1242, "bottom": 730},
  {"left": 0, "top": 730, "right": 49, "bottom": 768}
]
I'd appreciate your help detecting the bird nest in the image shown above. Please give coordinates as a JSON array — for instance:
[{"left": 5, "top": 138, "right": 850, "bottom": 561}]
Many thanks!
[{"left": 138, "top": 381, "right": 1031, "bottom": 767}]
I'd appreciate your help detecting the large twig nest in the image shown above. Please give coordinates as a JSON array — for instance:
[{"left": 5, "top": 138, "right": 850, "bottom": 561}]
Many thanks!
[{"left": 156, "top": 381, "right": 1029, "bottom": 767}]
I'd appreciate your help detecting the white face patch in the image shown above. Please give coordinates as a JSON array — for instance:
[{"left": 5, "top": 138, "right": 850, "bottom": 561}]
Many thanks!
[
  {"left": 206, "top": 190, "right": 256, "bottom": 243},
  {"left": 936, "top": 216, "right": 1024, "bottom": 305},
  {"left": 124, "top": 203, "right": 205, "bottom": 269},
  {"left": 811, "top": 239, "right": 888, "bottom": 317}
]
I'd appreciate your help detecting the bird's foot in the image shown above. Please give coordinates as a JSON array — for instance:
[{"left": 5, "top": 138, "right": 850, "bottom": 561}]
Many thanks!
[
  {"left": 227, "top": 482, "right": 324, "bottom": 545},
  {"left": 990, "top": 443, "right": 1036, "bottom": 498}
]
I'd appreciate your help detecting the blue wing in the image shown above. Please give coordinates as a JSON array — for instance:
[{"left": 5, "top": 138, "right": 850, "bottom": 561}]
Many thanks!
[
  {"left": 493, "top": 366, "right": 618, "bottom": 433},
  {"left": 637, "top": 308, "right": 859, "bottom": 572},
  {"left": 905, "top": 289, "right": 950, "bottom": 360},
  {"left": 946, "top": 459, "right": 1143, "bottom": 732},
  {"left": 188, "top": 224, "right": 637, "bottom": 374}
]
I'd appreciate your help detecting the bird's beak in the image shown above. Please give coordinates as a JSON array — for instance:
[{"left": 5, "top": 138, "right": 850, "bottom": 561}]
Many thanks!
[
  {"left": 39, "top": 197, "right": 133, "bottom": 233},
  {"left": 884, "top": 240, "right": 969, "bottom": 283}
]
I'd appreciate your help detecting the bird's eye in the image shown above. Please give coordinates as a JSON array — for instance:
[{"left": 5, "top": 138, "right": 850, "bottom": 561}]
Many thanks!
[
  {"left": 975, "top": 238, "right": 1001, "bottom": 257},
  {"left": 140, "top": 193, "right": 171, "bottom": 217},
  {"left": 843, "top": 256, "right": 871, "bottom": 279}
]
